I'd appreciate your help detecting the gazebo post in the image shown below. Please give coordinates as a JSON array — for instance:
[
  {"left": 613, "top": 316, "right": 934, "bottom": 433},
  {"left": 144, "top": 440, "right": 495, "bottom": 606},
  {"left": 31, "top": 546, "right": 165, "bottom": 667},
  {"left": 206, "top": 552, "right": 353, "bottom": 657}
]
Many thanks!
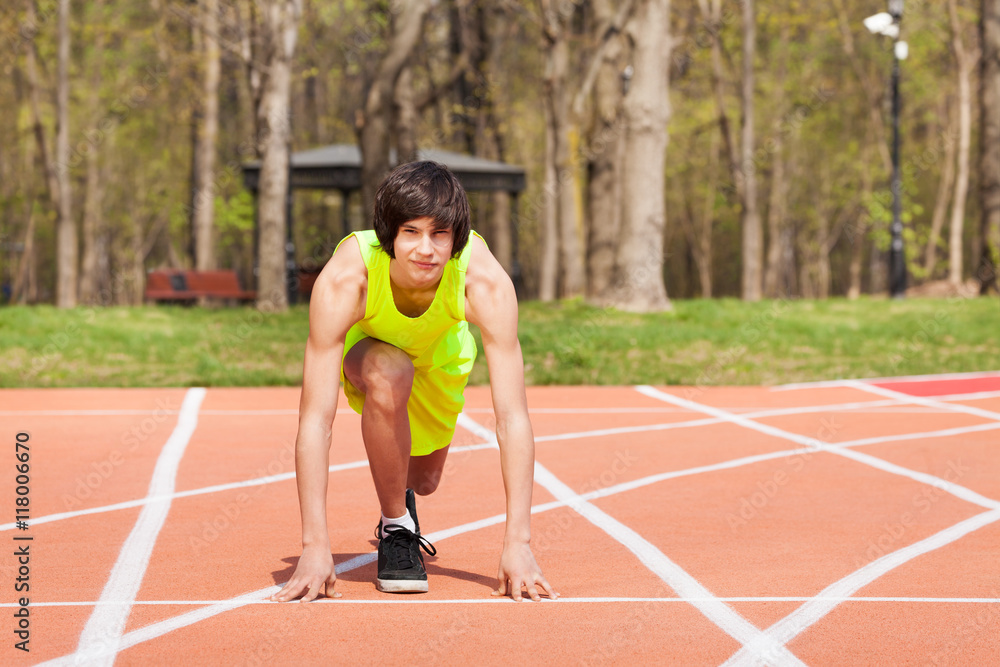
[{"left": 251, "top": 187, "right": 260, "bottom": 291}]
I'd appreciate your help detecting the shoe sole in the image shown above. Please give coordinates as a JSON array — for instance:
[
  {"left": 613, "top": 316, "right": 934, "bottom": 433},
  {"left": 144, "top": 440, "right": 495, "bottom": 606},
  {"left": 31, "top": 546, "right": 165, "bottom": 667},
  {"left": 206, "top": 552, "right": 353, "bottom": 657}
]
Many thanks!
[{"left": 377, "top": 578, "right": 429, "bottom": 593}]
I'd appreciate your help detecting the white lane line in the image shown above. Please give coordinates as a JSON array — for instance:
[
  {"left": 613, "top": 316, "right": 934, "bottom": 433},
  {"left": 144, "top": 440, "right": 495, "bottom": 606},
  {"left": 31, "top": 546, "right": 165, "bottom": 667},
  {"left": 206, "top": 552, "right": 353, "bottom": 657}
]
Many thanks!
[
  {"left": 34, "top": 406, "right": 997, "bottom": 662},
  {"left": 11, "top": 412, "right": 997, "bottom": 536},
  {"left": 635, "top": 386, "right": 1000, "bottom": 511},
  {"left": 634, "top": 386, "right": 1000, "bottom": 666},
  {"left": 10, "top": 412, "right": 997, "bottom": 537},
  {"left": 53, "top": 388, "right": 207, "bottom": 667},
  {"left": 36, "top": 503, "right": 539, "bottom": 664},
  {"left": 844, "top": 380, "right": 1000, "bottom": 422},
  {"left": 833, "top": 421, "right": 1000, "bottom": 449},
  {"left": 0, "top": 443, "right": 497, "bottom": 533},
  {"left": 934, "top": 389, "right": 1000, "bottom": 402},
  {"left": 10, "top": 596, "right": 1000, "bottom": 607},
  {"left": 774, "top": 370, "right": 1000, "bottom": 390},
  {"left": 457, "top": 413, "right": 806, "bottom": 667},
  {"left": 722, "top": 508, "right": 1000, "bottom": 667},
  {"left": 535, "top": 417, "right": 721, "bottom": 442}
]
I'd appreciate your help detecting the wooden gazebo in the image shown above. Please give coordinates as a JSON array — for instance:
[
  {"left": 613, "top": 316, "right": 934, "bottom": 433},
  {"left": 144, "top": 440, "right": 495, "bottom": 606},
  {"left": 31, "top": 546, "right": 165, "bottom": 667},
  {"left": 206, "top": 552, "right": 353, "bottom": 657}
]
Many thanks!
[{"left": 242, "top": 144, "right": 526, "bottom": 302}]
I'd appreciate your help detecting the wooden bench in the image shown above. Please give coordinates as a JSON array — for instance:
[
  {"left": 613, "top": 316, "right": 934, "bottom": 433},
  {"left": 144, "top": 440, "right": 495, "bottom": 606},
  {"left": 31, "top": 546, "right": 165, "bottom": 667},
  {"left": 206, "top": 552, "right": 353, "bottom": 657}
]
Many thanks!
[{"left": 145, "top": 270, "right": 256, "bottom": 303}]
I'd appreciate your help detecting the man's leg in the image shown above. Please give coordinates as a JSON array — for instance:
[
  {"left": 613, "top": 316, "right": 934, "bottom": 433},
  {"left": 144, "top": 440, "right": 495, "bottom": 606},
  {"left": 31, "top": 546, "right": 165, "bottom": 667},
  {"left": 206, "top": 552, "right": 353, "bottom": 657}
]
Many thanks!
[
  {"left": 408, "top": 445, "right": 450, "bottom": 496},
  {"left": 343, "top": 338, "right": 414, "bottom": 520}
]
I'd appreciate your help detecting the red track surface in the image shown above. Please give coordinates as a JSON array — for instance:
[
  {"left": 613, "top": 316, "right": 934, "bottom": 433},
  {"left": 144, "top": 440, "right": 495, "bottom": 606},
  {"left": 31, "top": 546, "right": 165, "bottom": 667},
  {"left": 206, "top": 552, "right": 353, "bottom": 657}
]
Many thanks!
[{"left": 2, "top": 373, "right": 1000, "bottom": 665}]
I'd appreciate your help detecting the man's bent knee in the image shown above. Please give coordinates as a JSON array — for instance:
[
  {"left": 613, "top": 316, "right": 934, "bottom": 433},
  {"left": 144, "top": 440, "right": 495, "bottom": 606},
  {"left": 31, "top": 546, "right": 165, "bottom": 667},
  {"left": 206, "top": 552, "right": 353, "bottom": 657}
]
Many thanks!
[
  {"left": 409, "top": 472, "right": 441, "bottom": 496},
  {"left": 359, "top": 345, "right": 414, "bottom": 397}
]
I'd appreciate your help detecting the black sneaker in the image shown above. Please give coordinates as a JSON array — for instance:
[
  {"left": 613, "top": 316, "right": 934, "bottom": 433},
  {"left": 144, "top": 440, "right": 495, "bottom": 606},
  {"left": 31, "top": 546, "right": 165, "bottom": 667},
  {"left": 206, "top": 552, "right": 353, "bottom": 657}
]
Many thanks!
[{"left": 375, "top": 523, "right": 436, "bottom": 593}]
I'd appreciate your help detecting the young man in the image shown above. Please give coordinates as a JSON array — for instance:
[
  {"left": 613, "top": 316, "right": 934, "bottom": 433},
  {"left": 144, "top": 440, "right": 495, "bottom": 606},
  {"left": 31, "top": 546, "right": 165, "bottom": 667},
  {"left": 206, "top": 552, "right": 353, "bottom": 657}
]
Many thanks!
[{"left": 271, "top": 161, "right": 556, "bottom": 602}]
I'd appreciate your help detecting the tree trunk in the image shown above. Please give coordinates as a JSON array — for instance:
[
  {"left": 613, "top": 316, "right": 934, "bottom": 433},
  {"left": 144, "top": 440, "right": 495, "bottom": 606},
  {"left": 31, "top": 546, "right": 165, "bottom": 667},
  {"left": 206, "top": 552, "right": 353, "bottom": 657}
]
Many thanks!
[
  {"left": 484, "top": 5, "right": 513, "bottom": 275},
  {"left": 948, "top": 0, "right": 980, "bottom": 286},
  {"left": 539, "top": 78, "right": 559, "bottom": 301},
  {"left": 540, "top": 2, "right": 586, "bottom": 299},
  {"left": 979, "top": 0, "right": 1000, "bottom": 294},
  {"left": 739, "top": 0, "right": 762, "bottom": 301},
  {"left": 610, "top": 0, "right": 672, "bottom": 312},
  {"left": 194, "top": 0, "right": 221, "bottom": 272},
  {"left": 11, "top": 203, "right": 38, "bottom": 305},
  {"left": 924, "top": 98, "right": 958, "bottom": 278},
  {"left": 255, "top": 0, "right": 302, "bottom": 312},
  {"left": 393, "top": 65, "right": 419, "bottom": 164},
  {"left": 763, "top": 134, "right": 789, "bottom": 298},
  {"left": 55, "top": 0, "right": 76, "bottom": 307},
  {"left": 79, "top": 0, "right": 106, "bottom": 305},
  {"left": 358, "top": 0, "right": 432, "bottom": 224},
  {"left": 762, "top": 21, "right": 790, "bottom": 299},
  {"left": 586, "top": 0, "right": 627, "bottom": 302},
  {"left": 849, "top": 135, "right": 874, "bottom": 300}
]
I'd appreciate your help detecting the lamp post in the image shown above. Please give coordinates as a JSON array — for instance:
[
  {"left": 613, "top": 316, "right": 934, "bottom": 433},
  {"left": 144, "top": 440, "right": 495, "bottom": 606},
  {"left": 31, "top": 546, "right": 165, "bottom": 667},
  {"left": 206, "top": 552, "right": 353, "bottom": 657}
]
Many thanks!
[{"left": 865, "top": 1, "right": 908, "bottom": 298}]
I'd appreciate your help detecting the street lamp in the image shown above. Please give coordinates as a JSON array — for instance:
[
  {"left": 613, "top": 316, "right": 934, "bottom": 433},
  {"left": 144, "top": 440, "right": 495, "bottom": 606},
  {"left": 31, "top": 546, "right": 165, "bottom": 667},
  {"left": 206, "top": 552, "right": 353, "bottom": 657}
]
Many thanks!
[{"left": 865, "top": 0, "right": 908, "bottom": 298}]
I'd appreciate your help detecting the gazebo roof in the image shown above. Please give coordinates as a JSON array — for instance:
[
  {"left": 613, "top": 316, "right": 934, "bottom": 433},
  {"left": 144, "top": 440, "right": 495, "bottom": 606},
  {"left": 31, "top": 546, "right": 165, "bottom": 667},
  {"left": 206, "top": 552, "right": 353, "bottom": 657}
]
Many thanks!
[{"left": 242, "top": 144, "right": 526, "bottom": 193}]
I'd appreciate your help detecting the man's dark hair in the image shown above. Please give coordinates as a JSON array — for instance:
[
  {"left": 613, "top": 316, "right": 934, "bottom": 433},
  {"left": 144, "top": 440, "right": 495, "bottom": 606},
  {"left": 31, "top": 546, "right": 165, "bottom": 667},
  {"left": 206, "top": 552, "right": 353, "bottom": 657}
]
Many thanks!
[{"left": 373, "top": 161, "right": 471, "bottom": 259}]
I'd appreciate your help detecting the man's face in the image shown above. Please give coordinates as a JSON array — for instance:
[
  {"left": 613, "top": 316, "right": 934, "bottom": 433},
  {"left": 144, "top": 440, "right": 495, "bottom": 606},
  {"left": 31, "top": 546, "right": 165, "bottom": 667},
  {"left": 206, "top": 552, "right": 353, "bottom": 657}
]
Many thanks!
[{"left": 392, "top": 216, "right": 455, "bottom": 287}]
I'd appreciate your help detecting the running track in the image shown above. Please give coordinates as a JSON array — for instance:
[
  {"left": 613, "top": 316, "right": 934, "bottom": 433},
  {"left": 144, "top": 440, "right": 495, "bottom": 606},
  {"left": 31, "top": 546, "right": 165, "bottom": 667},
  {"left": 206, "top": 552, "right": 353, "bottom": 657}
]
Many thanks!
[{"left": 2, "top": 371, "right": 1000, "bottom": 665}]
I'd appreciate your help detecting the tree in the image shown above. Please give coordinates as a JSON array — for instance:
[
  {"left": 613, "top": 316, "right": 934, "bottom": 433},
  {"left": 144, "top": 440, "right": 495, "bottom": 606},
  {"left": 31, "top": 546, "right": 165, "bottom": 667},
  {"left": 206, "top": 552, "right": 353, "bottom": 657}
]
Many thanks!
[
  {"left": 357, "top": 0, "right": 433, "bottom": 223},
  {"left": 946, "top": 0, "right": 981, "bottom": 287},
  {"left": 585, "top": 0, "right": 632, "bottom": 302},
  {"left": 697, "top": 0, "right": 761, "bottom": 301},
  {"left": 79, "top": 0, "right": 108, "bottom": 305},
  {"left": 609, "top": 0, "right": 672, "bottom": 312},
  {"left": 539, "top": 0, "right": 585, "bottom": 300},
  {"left": 193, "top": 0, "right": 221, "bottom": 272},
  {"left": 55, "top": 0, "right": 76, "bottom": 307},
  {"left": 981, "top": 0, "right": 1000, "bottom": 293},
  {"left": 738, "top": 0, "right": 761, "bottom": 301},
  {"left": 253, "top": 0, "right": 303, "bottom": 311}
]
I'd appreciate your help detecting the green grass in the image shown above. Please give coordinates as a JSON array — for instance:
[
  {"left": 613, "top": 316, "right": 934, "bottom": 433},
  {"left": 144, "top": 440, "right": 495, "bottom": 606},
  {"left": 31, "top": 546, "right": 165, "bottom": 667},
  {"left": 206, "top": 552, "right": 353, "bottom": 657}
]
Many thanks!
[{"left": 1, "top": 297, "right": 997, "bottom": 388}]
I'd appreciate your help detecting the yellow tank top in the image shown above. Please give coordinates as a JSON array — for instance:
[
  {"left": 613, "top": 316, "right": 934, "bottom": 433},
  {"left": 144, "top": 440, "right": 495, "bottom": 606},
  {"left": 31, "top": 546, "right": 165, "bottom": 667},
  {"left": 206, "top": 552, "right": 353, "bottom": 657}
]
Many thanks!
[{"left": 338, "top": 229, "right": 480, "bottom": 372}]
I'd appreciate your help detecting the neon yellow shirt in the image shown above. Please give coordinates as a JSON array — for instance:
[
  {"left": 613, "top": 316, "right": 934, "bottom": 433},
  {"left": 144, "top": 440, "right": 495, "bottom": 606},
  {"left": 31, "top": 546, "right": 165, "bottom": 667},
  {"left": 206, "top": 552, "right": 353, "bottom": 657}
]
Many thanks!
[{"left": 338, "top": 229, "right": 480, "bottom": 454}]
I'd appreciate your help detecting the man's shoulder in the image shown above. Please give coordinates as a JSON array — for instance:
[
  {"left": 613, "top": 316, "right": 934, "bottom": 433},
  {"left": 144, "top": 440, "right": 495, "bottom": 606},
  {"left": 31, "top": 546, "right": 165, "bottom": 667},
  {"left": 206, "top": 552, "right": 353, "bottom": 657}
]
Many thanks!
[
  {"left": 312, "top": 235, "right": 368, "bottom": 305},
  {"left": 465, "top": 234, "right": 503, "bottom": 288}
]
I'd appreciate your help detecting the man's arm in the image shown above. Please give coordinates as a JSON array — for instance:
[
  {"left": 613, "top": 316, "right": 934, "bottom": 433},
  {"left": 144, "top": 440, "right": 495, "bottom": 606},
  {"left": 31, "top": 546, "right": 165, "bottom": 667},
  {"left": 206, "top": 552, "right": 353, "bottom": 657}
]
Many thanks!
[
  {"left": 270, "top": 237, "right": 366, "bottom": 602},
  {"left": 465, "top": 236, "right": 558, "bottom": 602}
]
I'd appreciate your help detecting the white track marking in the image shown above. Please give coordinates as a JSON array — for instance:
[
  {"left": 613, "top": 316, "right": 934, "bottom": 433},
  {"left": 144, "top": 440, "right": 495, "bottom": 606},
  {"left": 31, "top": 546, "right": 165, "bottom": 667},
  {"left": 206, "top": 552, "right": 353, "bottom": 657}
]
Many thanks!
[
  {"left": 8, "top": 414, "right": 996, "bottom": 536},
  {"left": 10, "top": 414, "right": 998, "bottom": 536},
  {"left": 832, "top": 421, "right": 1000, "bottom": 449},
  {"left": 534, "top": 417, "right": 720, "bottom": 442},
  {"left": 934, "top": 389, "right": 1000, "bottom": 402},
  {"left": 722, "top": 508, "right": 1000, "bottom": 667},
  {"left": 11, "top": 596, "right": 1000, "bottom": 607},
  {"left": 774, "top": 370, "right": 1000, "bottom": 390},
  {"left": 457, "top": 413, "right": 807, "bottom": 667},
  {"left": 37, "top": 394, "right": 1000, "bottom": 662},
  {"left": 634, "top": 386, "right": 1000, "bottom": 666},
  {"left": 0, "top": 443, "right": 497, "bottom": 533},
  {"left": 843, "top": 380, "right": 1000, "bottom": 422},
  {"left": 37, "top": 505, "right": 544, "bottom": 664},
  {"left": 57, "top": 388, "right": 206, "bottom": 667},
  {"left": 635, "top": 386, "right": 1000, "bottom": 511}
]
